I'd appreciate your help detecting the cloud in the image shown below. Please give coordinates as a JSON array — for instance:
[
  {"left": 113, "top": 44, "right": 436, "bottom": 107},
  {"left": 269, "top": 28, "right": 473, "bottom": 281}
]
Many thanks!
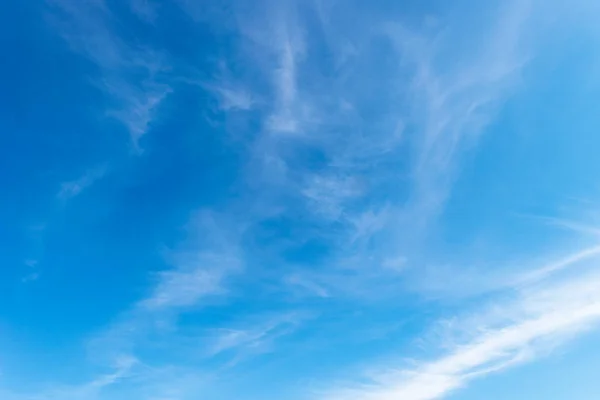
[
  {"left": 140, "top": 252, "right": 238, "bottom": 310},
  {"left": 263, "top": 10, "right": 306, "bottom": 135},
  {"left": 519, "top": 213, "right": 600, "bottom": 237},
  {"left": 58, "top": 166, "right": 107, "bottom": 200},
  {"left": 515, "top": 244, "right": 600, "bottom": 284},
  {"left": 214, "top": 86, "right": 255, "bottom": 111},
  {"left": 86, "top": 355, "right": 138, "bottom": 391},
  {"left": 207, "top": 0, "right": 536, "bottom": 273},
  {"left": 128, "top": 0, "right": 158, "bottom": 23},
  {"left": 0, "top": 356, "right": 215, "bottom": 400},
  {"left": 21, "top": 259, "right": 42, "bottom": 283},
  {"left": 150, "top": 211, "right": 244, "bottom": 306},
  {"left": 14, "top": 1, "right": 600, "bottom": 400},
  {"left": 85, "top": 211, "right": 245, "bottom": 370},
  {"left": 207, "top": 312, "right": 308, "bottom": 361},
  {"left": 320, "top": 247, "right": 600, "bottom": 400},
  {"left": 302, "top": 174, "right": 364, "bottom": 220},
  {"left": 285, "top": 274, "right": 330, "bottom": 298},
  {"left": 103, "top": 80, "right": 172, "bottom": 147},
  {"left": 78, "top": 209, "right": 309, "bottom": 383},
  {"left": 240, "top": 0, "right": 542, "bottom": 304},
  {"left": 0, "top": 355, "right": 139, "bottom": 400},
  {"left": 386, "top": 0, "right": 533, "bottom": 229},
  {"left": 403, "top": 243, "right": 600, "bottom": 303},
  {"left": 21, "top": 272, "right": 41, "bottom": 283},
  {"left": 47, "top": 0, "right": 171, "bottom": 148},
  {"left": 220, "top": 0, "right": 308, "bottom": 135}
]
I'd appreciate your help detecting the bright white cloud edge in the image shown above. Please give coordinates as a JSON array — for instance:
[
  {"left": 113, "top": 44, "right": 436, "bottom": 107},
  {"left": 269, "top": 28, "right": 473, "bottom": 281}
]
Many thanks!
[{"left": 319, "top": 246, "right": 600, "bottom": 400}]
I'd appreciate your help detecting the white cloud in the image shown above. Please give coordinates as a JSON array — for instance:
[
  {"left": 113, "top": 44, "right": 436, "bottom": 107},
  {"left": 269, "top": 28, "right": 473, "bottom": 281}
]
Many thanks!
[
  {"left": 180, "top": 63, "right": 256, "bottom": 112},
  {"left": 406, "top": 244, "right": 600, "bottom": 302},
  {"left": 86, "top": 355, "right": 138, "bottom": 391},
  {"left": 144, "top": 214, "right": 243, "bottom": 312},
  {"left": 21, "top": 272, "right": 41, "bottom": 283},
  {"left": 302, "top": 174, "right": 363, "bottom": 220},
  {"left": 234, "top": 0, "right": 543, "bottom": 305},
  {"left": 103, "top": 80, "right": 172, "bottom": 149},
  {"left": 224, "top": 1, "right": 308, "bottom": 136},
  {"left": 320, "top": 247, "right": 600, "bottom": 400},
  {"left": 387, "top": 1, "right": 532, "bottom": 229},
  {"left": 24, "top": 259, "right": 38, "bottom": 268},
  {"left": 212, "top": 0, "right": 536, "bottom": 273},
  {"left": 285, "top": 274, "right": 331, "bottom": 298},
  {"left": 264, "top": 13, "right": 305, "bottom": 135},
  {"left": 381, "top": 256, "right": 407, "bottom": 273},
  {"left": 140, "top": 253, "right": 239, "bottom": 310},
  {"left": 214, "top": 86, "right": 255, "bottom": 111},
  {"left": 207, "top": 313, "right": 307, "bottom": 359},
  {"left": 18, "top": 1, "right": 599, "bottom": 399},
  {"left": 0, "top": 355, "right": 139, "bottom": 400},
  {"left": 516, "top": 244, "right": 600, "bottom": 284},
  {"left": 58, "top": 166, "right": 107, "bottom": 200},
  {"left": 85, "top": 211, "right": 245, "bottom": 371},
  {"left": 521, "top": 214, "right": 600, "bottom": 237},
  {"left": 348, "top": 208, "right": 390, "bottom": 245},
  {"left": 47, "top": 0, "right": 171, "bottom": 148},
  {"left": 129, "top": 0, "right": 158, "bottom": 23}
]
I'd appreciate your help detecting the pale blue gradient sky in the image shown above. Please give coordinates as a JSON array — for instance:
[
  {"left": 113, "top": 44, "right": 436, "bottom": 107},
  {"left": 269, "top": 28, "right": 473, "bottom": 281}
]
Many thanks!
[{"left": 2, "top": 1, "right": 600, "bottom": 399}]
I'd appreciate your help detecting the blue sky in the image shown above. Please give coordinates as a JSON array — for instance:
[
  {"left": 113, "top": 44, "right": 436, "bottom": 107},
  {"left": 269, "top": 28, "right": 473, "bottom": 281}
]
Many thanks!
[{"left": 3, "top": 0, "right": 600, "bottom": 399}]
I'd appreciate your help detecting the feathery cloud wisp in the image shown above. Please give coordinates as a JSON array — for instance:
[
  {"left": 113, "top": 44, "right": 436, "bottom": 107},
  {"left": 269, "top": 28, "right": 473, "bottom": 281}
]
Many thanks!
[
  {"left": 48, "top": 0, "right": 171, "bottom": 148},
  {"left": 140, "top": 253, "right": 239, "bottom": 310},
  {"left": 58, "top": 166, "right": 107, "bottom": 200},
  {"left": 320, "top": 246, "right": 600, "bottom": 400}
]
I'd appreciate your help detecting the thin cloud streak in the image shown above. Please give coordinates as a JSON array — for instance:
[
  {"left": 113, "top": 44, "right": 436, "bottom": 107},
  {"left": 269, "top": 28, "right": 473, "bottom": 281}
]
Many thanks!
[
  {"left": 516, "top": 244, "right": 600, "bottom": 284},
  {"left": 85, "top": 211, "right": 245, "bottom": 380},
  {"left": 207, "top": 312, "right": 308, "bottom": 360},
  {"left": 13, "top": 1, "right": 598, "bottom": 400},
  {"left": 47, "top": 0, "right": 171, "bottom": 148},
  {"left": 320, "top": 248, "right": 600, "bottom": 400},
  {"left": 1, "top": 356, "right": 139, "bottom": 400},
  {"left": 213, "top": 0, "right": 538, "bottom": 295},
  {"left": 519, "top": 213, "right": 600, "bottom": 237},
  {"left": 391, "top": 0, "right": 533, "bottom": 230},
  {"left": 140, "top": 253, "right": 239, "bottom": 310},
  {"left": 58, "top": 166, "right": 107, "bottom": 200}
]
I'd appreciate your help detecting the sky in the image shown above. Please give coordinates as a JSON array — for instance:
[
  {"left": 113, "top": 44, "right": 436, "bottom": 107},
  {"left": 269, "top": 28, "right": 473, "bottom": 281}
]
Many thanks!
[{"left": 2, "top": 0, "right": 600, "bottom": 399}]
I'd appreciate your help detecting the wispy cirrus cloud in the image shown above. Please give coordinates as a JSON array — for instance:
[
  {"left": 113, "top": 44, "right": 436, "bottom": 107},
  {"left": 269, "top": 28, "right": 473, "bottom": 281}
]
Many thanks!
[
  {"left": 213, "top": 86, "right": 255, "bottom": 112},
  {"left": 386, "top": 0, "right": 533, "bottom": 232},
  {"left": 235, "top": 1, "right": 308, "bottom": 135},
  {"left": 75, "top": 210, "right": 304, "bottom": 397},
  {"left": 6, "top": 212, "right": 243, "bottom": 399},
  {"left": 146, "top": 0, "right": 523, "bottom": 315},
  {"left": 8, "top": 1, "right": 598, "bottom": 400},
  {"left": 128, "top": 0, "right": 158, "bottom": 23},
  {"left": 88, "top": 210, "right": 243, "bottom": 357},
  {"left": 138, "top": 210, "right": 244, "bottom": 312},
  {"left": 207, "top": 0, "right": 534, "bottom": 275},
  {"left": 140, "top": 263, "right": 227, "bottom": 310},
  {"left": 519, "top": 213, "right": 600, "bottom": 238},
  {"left": 284, "top": 274, "right": 330, "bottom": 298},
  {"left": 207, "top": 312, "right": 309, "bottom": 363},
  {"left": 47, "top": 0, "right": 171, "bottom": 149},
  {"left": 0, "top": 355, "right": 138, "bottom": 400},
  {"left": 166, "top": 3, "right": 600, "bottom": 399},
  {"left": 320, "top": 246, "right": 600, "bottom": 400},
  {"left": 58, "top": 165, "right": 107, "bottom": 200}
]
